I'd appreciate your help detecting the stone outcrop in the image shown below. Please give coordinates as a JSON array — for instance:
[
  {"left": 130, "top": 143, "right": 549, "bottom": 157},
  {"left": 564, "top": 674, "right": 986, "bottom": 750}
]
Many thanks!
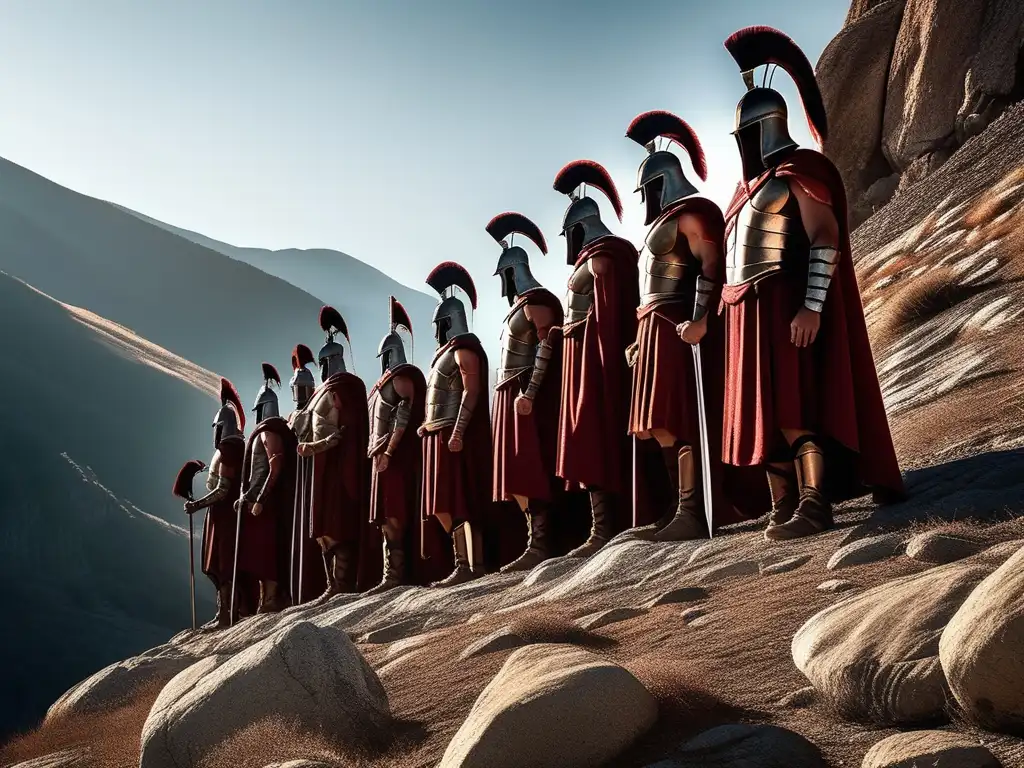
[{"left": 862, "top": 730, "right": 1002, "bottom": 767}]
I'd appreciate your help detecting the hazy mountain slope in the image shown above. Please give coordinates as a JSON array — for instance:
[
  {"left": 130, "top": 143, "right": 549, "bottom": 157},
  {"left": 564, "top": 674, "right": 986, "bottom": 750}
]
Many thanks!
[
  {"left": 118, "top": 205, "right": 437, "bottom": 372},
  {"left": 0, "top": 157, "right": 396, "bottom": 398},
  {"left": 0, "top": 271, "right": 219, "bottom": 740}
]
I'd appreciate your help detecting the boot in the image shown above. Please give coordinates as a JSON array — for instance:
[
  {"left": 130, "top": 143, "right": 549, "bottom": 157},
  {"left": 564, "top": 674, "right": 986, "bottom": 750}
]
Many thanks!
[
  {"left": 366, "top": 537, "right": 405, "bottom": 595},
  {"left": 257, "top": 581, "right": 288, "bottom": 614},
  {"left": 500, "top": 502, "right": 550, "bottom": 573},
  {"left": 313, "top": 549, "right": 341, "bottom": 604},
  {"left": 332, "top": 545, "right": 357, "bottom": 594},
  {"left": 653, "top": 446, "right": 708, "bottom": 541},
  {"left": 567, "top": 491, "right": 614, "bottom": 558},
  {"left": 763, "top": 462, "right": 799, "bottom": 539},
  {"left": 632, "top": 444, "right": 682, "bottom": 540},
  {"left": 431, "top": 521, "right": 484, "bottom": 587},
  {"left": 208, "top": 583, "right": 234, "bottom": 630},
  {"left": 766, "top": 438, "right": 833, "bottom": 541}
]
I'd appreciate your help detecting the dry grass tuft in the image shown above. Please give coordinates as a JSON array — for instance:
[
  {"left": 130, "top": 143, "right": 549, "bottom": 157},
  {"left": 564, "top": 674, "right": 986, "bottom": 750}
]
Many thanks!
[
  {"left": 505, "top": 610, "right": 618, "bottom": 650},
  {"left": 198, "top": 717, "right": 357, "bottom": 768},
  {"left": 0, "top": 680, "right": 164, "bottom": 768}
]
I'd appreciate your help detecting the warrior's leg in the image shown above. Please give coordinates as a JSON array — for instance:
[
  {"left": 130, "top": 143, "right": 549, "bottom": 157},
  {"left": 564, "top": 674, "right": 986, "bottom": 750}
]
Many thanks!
[
  {"left": 208, "top": 582, "right": 234, "bottom": 630},
  {"left": 366, "top": 517, "right": 407, "bottom": 595},
  {"left": 257, "top": 580, "right": 287, "bottom": 614},
  {"left": 763, "top": 459, "right": 799, "bottom": 539},
  {"left": 500, "top": 496, "right": 550, "bottom": 573},
  {"left": 633, "top": 431, "right": 685, "bottom": 539},
  {"left": 312, "top": 536, "right": 342, "bottom": 603},
  {"left": 653, "top": 445, "right": 707, "bottom": 541},
  {"left": 431, "top": 520, "right": 484, "bottom": 587},
  {"left": 766, "top": 435, "right": 833, "bottom": 541},
  {"left": 566, "top": 489, "right": 615, "bottom": 558}
]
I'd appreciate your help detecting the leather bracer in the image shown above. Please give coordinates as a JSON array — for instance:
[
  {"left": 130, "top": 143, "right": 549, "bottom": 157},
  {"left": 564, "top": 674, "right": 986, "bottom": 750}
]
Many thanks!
[
  {"left": 303, "top": 427, "right": 343, "bottom": 455},
  {"left": 693, "top": 275, "right": 717, "bottom": 322},
  {"left": 191, "top": 472, "right": 230, "bottom": 511},
  {"left": 452, "top": 400, "right": 474, "bottom": 442},
  {"left": 523, "top": 338, "right": 554, "bottom": 401},
  {"left": 385, "top": 398, "right": 411, "bottom": 456},
  {"left": 805, "top": 246, "right": 840, "bottom": 313}
]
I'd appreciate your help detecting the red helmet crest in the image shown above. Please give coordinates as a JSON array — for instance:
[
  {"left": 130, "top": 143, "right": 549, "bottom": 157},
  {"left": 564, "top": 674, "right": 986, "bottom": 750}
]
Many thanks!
[
  {"left": 552, "top": 160, "right": 623, "bottom": 222},
  {"left": 626, "top": 111, "right": 708, "bottom": 181}
]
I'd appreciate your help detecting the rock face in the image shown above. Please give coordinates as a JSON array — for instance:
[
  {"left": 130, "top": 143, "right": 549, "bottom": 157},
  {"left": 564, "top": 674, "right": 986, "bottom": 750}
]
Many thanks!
[
  {"left": 793, "top": 560, "right": 992, "bottom": 723},
  {"left": 644, "top": 724, "right": 826, "bottom": 768},
  {"left": 940, "top": 544, "right": 1024, "bottom": 732},
  {"left": 439, "top": 644, "right": 657, "bottom": 768},
  {"left": 906, "top": 531, "right": 986, "bottom": 564},
  {"left": 826, "top": 533, "right": 906, "bottom": 571},
  {"left": 817, "top": 0, "right": 1024, "bottom": 227},
  {"left": 862, "top": 730, "right": 1002, "bottom": 767},
  {"left": 139, "top": 622, "right": 389, "bottom": 768}
]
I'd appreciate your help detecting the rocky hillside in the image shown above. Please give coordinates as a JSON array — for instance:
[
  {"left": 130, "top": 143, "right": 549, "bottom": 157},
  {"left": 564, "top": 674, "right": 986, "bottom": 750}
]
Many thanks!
[
  {"left": 0, "top": 271, "right": 218, "bottom": 742},
  {"left": 818, "top": 0, "right": 1024, "bottom": 226}
]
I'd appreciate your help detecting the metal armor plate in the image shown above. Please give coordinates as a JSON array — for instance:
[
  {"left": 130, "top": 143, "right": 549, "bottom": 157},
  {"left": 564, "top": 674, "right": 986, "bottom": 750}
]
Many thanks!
[
  {"left": 563, "top": 262, "right": 595, "bottom": 336},
  {"left": 725, "top": 176, "right": 808, "bottom": 286},
  {"left": 497, "top": 303, "right": 538, "bottom": 387},
  {"left": 423, "top": 345, "right": 463, "bottom": 432},
  {"left": 369, "top": 377, "right": 401, "bottom": 455},
  {"left": 247, "top": 438, "right": 269, "bottom": 491},
  {"left": 642, "top": 214, "right": 700, "bottom": 307},
  {"left": 306, "top": 387, "right": 339, "bottom": 442}
]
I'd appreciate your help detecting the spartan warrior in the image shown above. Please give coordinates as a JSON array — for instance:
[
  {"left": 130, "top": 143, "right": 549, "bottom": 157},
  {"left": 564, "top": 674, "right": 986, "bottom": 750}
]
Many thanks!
[
  {"left": 285, "top": 343, "right": 325, "bottom": 604},
  {"left": 551, "top": 160, "right": 642, "bottom": 557},
  {"left": 418, "top": 262, "right": 493, "bottom": 586},
  {"left": 622, "top": 110, "right": 750, "bottom": 540},
  {"left": 235, "top": 363, "right": 297, "bottom": 613},
  {"left": 183, "top": 378, "right": 247, "bottom": 627},
  {"left": 366, "top": 297, "right": 429, "bottom": 593},
  {"left": 296, "top": 306, "right": 374, "bottom": 599},
  {"left": 486, "top": 212, "right": 563, "bottom": 572},
  {"left": 719, "top": 26, "right": 904, "bottom": 541}
]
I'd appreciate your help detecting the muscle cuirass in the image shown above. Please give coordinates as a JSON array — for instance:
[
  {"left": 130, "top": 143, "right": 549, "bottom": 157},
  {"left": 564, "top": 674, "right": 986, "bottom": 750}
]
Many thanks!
[
  {"left": 423, "top": 345, "right": 463, "bottom": 431},
  {"left": 563, "top": 263, "right": 595, "bottom": 336},
  {"left": 642, "top": 214, "right": 701, "bottom": 307},
  {"left": 725, "top": 176, "right": 809, "bottom": 287},
  {"left": 370, "top": 378, "right": 401, "bottom": 449},
  {"left": 497, "top": 303, "right": 538, "bottom": 387}
]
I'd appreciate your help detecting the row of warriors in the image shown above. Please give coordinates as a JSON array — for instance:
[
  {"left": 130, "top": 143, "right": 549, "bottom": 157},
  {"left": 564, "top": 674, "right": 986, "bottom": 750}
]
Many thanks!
[{"left": 176, "top": 26, "right": 906, "bottom": 630}]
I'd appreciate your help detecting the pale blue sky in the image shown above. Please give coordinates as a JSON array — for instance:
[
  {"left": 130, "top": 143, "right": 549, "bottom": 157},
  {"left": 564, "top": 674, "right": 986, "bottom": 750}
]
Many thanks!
[{"left": 0, "top": 0, "right": 847, "bottom": 340}]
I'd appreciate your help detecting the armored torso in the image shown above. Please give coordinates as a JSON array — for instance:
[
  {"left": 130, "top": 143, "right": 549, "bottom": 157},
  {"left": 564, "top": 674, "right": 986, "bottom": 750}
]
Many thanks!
[
  {"left": 642, "top": 213, "right": 701, "bottom": 307},
  {"left": 725, "top": 175, "right": 809, "bottom": 287},
  {"left": 369, "top": 376, "right": 402, "bottom": 455},
  {"left": 497, "top": 300, "right": 539, "bottom": 388},
  {"left": 292, "top": 386, "right": 339, "bottom": 443},
  {"left": 423, "top": 343, "right": 464, "bottom": 432},
  {"left": 247, "top": 438, "right": 269, "bottom": 489},
  {"left": 563, "top": 263, "right": 595, "bottom": 337}
]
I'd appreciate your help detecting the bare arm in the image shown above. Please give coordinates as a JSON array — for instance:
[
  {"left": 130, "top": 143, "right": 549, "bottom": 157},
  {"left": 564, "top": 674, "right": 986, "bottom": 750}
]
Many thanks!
[
  {"left": 450, "top": 348, "right": 481, "bottom": 450},
  {"left": 588, "top": 254, "right": 612, "bottom": 276},
  {"left": 386, "top": 374, "right": 415, "bottom": 456},
  {"left": 678, "top": 212, "right": 720, "bottom": 323},
  {"left": 300, "top": 391, "right": 344, "bottom": 455},
  {"left": 791, "top": 180, "right": 841, "bottom": 313},
  {"left": 521, "top": 303, "right": 557, "bottom": 406},
  {"left": 187, "top": 451, "right": 234, "bottom": 512},
  {"left": 256, "top": 432, "right": 284, "bottom": 503}
]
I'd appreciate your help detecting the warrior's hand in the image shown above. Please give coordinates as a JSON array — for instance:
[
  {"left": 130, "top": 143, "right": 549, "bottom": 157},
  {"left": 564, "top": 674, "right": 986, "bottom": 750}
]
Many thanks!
[
  {"left": 515, "top": 395, "right": 533, "bottom": 416},
  {"left": 250, "top": 502, "right": 263, "bottom": 517},
  {"left": 417, "top": 426, "right": 428, "bottom": 439},
  {"left": 233, "top": 498, "right": 249, "bottom": 515},
  {"left": 183, "top": 501, "right": 196, "bottom": 514},
  {"left": 676, "top": 318, "right": 707, "bottom": 346},
  {"left": 448, "top": 434, "right": 464, "bottom": 453},
  {"left": 625, "top": 342, "right": 640, "bottom": 368},
  {"left": 790, "top": 307, "right": 821, "bottom": 348},
  {"left": 296, "top": 443, "right": 313, "bottom": 458},
  {"left": 375, "top": 453, "right": 390, "bottom": 473}
]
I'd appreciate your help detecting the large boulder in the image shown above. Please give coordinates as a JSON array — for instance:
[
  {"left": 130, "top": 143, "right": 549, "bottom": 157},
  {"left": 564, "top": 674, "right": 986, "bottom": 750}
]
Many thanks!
[
  {"left": 139, "top": 621, "right": 390, "bottom": 768},
  {"left": 940, "top": 543, "right": 1024, "bottom": 732},
  {"left": 439, "top": 644, "right": 657, "bottom": 768},
  {"left": 643, "top": 724, "right": 826, "bottom": 768},
  {"left": 793, "top": 559, "right": 992, "bottom": 723},
  {"left": 862, "top": 730, "right": 1002, "bottom": 767},
  {"left": 45, "top": 653, "right": 194, "bottom": 721}
]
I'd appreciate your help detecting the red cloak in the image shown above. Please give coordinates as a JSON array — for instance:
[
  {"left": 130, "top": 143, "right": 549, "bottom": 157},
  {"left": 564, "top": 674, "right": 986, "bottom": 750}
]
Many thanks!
[
  {"left": 720, "top": 149, "right": 905, "bottom": 503},
  {"left": 307, "top": 371, "right": 381, "bottom": 590},
  {"left": 236, "top": 417, "right": 297, "bottom": 584},
  {"left": 368, "top": 364, "right": 448, "bottom": 586},
  {"left": 285, "top": 425, "right": 327, "bottom": 605},
  {"left": 630, "top": 199, "right": 769, "bottom": 525},
  {"left": 492, "top": 288, "right": 565, "bottom": 503},
  {"left": 556, "top": 235, "right": 653, "bottom": 533},
  {"left": 201, "top": 437, "right": 244, "bottom": 587}
]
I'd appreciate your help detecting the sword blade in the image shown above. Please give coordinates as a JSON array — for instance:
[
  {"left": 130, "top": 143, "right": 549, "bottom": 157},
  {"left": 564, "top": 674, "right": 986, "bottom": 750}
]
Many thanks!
[
  {"left": 691, "top": 343, "right": 715, "bottom": 539},
  {"left": 188, "top": 513, "right": 196, "bottom": 631},
  {"left": 229, "top": 493, "right": 243, "bottom": 626}
]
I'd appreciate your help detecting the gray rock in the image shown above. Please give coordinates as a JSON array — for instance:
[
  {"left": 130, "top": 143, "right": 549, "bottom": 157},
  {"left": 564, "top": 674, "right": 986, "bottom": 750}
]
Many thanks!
[
  {"left": 778, "top": 687, "right": 816, "bottom": 709},
  {"left": 700, "top": 559, "right": 761, "bottom": 583},
  {"left": 827, "top": 533, "right": 907, "bottom": 571},
  {"left": 645, "top": 587, "right": 710, "bottom": 608},
  {"left": 139, "top": 621, "right": 389, "bottom": 768},
  {"left": 818, "top": 579, "right": 858, "bottom": 593},
  {"left": 459, "top": 627, "right": 526, "bottom": 660},
  {"left": 688, "top": 615, "right": 714, "bottom": 627},
  {"left": 680, "top": 607, "right": 706, "bottom": 623},
  {"left": 644, "top": 723, "right": 826, "bottom": 767},
  {"left": 761, "top": 554, "right": 813, "bottom": 576},
  {"left": 862, "top": 730, "right": 1002, "bottom": 767},
  {"left": 907, "top": 531, "right": 986, "bottom": 564},
  {"left": 578, "top": 607, "right": 647, "bottom": 631},
  {"left": 358, "top": 616, "right": 426, "bottom": 644}
]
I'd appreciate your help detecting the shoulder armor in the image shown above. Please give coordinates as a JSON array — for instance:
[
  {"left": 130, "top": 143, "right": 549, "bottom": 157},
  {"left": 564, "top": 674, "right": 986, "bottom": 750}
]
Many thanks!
[
  {"left": 645, "top": 213, "right": 680, "bottom": 256},
  {"left": 751, "top": 176, "right": 792, "bottom": 214}
]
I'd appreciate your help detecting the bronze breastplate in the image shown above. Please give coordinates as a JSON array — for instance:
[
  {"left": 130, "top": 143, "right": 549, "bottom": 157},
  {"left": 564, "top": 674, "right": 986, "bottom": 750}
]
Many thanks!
[
  {"left": 371, "top": 378, "right": 401, "bottom": 442},
  {"left": 563, "top": 263, "right": 595, "bottom": 336},
  {"left": 497, "top": 303, "right": 538, "bottom": 387},
  {"left": 423, "top": 345, "right": 463, "bottom": 431},
  {"left": 642, "top": 215, "right": 700, "bottom": 307},
  {"left": 725, "top": 176, "right": 808, "bottom": 287}
]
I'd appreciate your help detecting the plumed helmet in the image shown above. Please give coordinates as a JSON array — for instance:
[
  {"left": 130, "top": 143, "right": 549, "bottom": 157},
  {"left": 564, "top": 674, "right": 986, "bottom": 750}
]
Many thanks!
[
  {"left": 425, "top": 262, "right": 476, "bottom": 346},
  {"left": 485, "top": 212, "right": 547, "bottom": 306},
  {"left": 252, "top": 362, "right": 281, "bottom": 423},
  {"left": 552, "top": 160, "right": 623, "bottom": 265},
  {"left": 289, "top": 344, "right": 316, "bottom": 408},
  {"left": 625, "top": 111, "right": 707, "bottom": 226},
  {"left": 213, "top": 377, "right": 245, "bottom": 447},
  {"left": 378, "top": 296, "right": 412, "bottom": 375},
  {"left": 317, "top": 306, "right": 350, "bottom": 382}
]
